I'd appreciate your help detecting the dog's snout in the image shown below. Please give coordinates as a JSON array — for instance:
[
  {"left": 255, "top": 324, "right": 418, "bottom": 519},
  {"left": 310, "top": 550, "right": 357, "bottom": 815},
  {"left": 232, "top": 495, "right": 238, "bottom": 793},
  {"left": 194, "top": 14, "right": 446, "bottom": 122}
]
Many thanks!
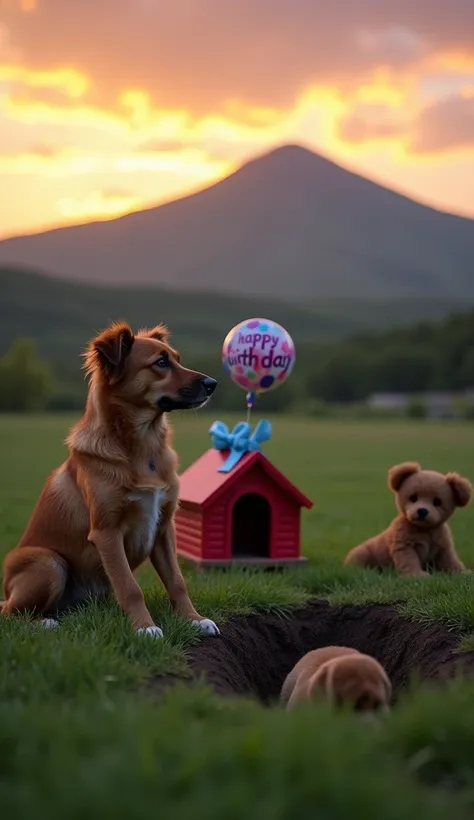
[
  {"left": 201, "top": 376, "right": 217, "bottom": 396},
  {"left": 417, "top": 507, "right": 429, "bottom": 519}
]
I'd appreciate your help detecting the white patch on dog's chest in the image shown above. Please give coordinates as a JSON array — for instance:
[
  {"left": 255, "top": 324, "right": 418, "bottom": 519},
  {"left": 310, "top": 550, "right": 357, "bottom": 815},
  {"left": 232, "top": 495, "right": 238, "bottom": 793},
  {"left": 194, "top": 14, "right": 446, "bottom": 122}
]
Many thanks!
[{"left": 125, "top": 487, "right": 167, "bottom": 557}]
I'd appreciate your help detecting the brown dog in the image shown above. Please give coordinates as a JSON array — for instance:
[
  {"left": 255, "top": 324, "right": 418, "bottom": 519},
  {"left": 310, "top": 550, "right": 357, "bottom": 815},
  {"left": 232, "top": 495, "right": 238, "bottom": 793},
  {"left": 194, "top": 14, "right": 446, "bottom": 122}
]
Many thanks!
[
  {"left": 280, "top": 646, "right": 392, "bottom": 712},
  {"left": 344, "top": 462, "right": 472, "bottom": 576},
  {"left": 1, "top": 321, "right": 219, "bottom": 638}
]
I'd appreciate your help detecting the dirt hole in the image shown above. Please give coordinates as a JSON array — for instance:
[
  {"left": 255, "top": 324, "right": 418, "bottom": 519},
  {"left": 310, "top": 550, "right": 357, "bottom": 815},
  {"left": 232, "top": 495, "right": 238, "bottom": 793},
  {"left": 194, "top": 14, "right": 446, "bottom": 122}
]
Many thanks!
[{"left": 183, "top": 600, "right": 474, "bottom": 703}]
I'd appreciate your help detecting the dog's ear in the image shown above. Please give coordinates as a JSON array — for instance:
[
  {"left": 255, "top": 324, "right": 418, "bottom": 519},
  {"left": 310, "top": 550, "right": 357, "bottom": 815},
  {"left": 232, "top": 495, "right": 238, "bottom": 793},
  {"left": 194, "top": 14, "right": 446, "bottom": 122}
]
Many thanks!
[
  {"left": 85, "top": 322, "right": 134, "bottom": 384},
  {"left": 139, "top": 324, "right": 169, "bottom": 343},
  {"left": 446, "top": 473, "right": 472, "bottom": 507},
  {"left": 310, "top": 662, "right": 334, "bottom": 701},
  {"left": 381, "top": 669, "right": 393, "bottom": 703},
  {"left": 388, "top": 462, "right": 421, "bottom": 492}
]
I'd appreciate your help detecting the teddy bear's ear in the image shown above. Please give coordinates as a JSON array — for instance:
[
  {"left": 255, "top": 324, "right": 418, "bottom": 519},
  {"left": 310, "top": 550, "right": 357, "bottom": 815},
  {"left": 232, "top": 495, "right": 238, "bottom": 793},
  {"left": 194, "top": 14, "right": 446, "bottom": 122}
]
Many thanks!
[
  {"left": 446, "top": 473, "right": 472, "bottom": 507},
  {"left": 387, "top": 462, "right": 421, "bottom": 492}
]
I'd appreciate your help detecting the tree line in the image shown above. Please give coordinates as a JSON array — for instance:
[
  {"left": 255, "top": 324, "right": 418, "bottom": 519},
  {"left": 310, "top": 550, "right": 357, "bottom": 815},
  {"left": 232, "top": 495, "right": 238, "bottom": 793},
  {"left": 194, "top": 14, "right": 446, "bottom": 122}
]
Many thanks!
[{"left": 1, "top": 307, "right": 474, "bottom": 413}]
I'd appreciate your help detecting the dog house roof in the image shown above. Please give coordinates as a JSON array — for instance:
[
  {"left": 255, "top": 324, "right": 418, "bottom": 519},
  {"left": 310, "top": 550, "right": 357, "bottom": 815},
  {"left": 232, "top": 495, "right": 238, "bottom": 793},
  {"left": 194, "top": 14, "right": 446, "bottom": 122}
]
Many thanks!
[{"left": 178, "top": 448, "right": 313, "bottom": 509}]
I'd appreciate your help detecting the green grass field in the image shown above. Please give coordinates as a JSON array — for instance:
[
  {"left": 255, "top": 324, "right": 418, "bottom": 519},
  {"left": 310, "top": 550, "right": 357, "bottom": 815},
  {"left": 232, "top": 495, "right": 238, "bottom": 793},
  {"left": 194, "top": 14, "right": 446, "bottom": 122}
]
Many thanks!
[{"left": 2, "top": 413, "right": 474, "bottom": 819}]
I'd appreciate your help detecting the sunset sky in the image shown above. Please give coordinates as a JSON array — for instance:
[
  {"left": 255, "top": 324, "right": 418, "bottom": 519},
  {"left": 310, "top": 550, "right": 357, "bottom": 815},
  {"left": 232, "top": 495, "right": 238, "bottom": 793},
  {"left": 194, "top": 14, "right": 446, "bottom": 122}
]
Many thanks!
[{"left": 1, "top": 0, "right": 474, "bottom": 238}]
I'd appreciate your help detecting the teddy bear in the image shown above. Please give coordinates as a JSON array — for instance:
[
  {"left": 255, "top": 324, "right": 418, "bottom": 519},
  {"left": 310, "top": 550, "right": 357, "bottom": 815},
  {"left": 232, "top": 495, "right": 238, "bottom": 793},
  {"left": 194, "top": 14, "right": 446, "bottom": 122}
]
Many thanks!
[{"left": 344, "top": 462, "right": 472, "bottom": 576}]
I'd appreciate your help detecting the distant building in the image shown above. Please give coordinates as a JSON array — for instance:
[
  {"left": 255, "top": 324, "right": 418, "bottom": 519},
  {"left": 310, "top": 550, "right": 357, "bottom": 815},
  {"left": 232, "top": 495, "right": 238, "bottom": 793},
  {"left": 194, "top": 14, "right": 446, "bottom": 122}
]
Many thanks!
[
  {"left": 367, "top": 390, "right": 474, "bottom": 419},
  {"left": 368, "top": 393, "right": 409, "bottom": 412}
]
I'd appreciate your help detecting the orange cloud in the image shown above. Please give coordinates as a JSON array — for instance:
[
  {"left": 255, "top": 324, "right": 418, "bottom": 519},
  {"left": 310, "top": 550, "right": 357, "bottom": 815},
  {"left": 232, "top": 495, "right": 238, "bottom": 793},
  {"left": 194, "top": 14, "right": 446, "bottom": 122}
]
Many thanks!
[
  {"left": 338, "top": 104, "right": 407, "bottom": 145},
  {"left": 0, "top": 146, "right": 100, "bottom": 175},
  {"left": 1, "top": 67, "right": 286, "bottom": 165},
  {"left": 336, "top": 85, "right": 474, "bottom": 159},
  {"left": 0, "top": 139, "right": 231, "bottom": 182},
  {"left": 1, "top": 2, "right": 473, "bottom": 167},
  {"left": 1, "top": 90, "right": 126, "bottom": 134},
  {"left": 428, "top": 50, "right": 474, "bottom": 73},
  {"left": 57, "top": 189, "right": 145, "bottom": 223},
  {"left": 3, "top": 0, "right": 473, "bottom": 117},
  {"left": 0, "top": 64, "right": 88, "bottom": 97},
  {"left": 409, "top": 91, "right": 474, "bottom": 154},
  {"left": 2, "top": 0, "right": 38, "bottom": 10},
  {"left": 115, "top": 149, "right": 229, "bottom": 179}
]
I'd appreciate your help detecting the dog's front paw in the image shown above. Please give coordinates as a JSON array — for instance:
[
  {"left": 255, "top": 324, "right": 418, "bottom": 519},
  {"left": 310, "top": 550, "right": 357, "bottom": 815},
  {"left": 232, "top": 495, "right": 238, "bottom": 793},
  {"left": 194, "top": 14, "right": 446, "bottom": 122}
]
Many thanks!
[
  {"left": 136, "top": 625, "right": 164, "bottom": 638},
  {"left": 192, "top": 618, "right": 220, "bottom": 636},
  {"left": 38, "top": 618, "right": 59, "bottom": 630}
]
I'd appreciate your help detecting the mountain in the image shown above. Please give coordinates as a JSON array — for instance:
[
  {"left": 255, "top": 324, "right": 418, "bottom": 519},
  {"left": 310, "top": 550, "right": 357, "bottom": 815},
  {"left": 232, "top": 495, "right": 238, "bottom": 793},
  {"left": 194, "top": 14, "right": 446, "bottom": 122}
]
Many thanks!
[
  {"left": 0, "top": 268, "right": 463, "bottom": 365},
  {"left": 1, "top": 144, "right": 474, "bottom": 300}
]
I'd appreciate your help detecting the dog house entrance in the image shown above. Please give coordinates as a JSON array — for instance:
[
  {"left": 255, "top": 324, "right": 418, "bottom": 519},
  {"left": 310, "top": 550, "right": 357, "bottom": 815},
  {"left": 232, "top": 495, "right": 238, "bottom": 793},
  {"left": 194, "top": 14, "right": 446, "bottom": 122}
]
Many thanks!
[{"left": 232, "top": 493, "right": 271, "bottom": 559}]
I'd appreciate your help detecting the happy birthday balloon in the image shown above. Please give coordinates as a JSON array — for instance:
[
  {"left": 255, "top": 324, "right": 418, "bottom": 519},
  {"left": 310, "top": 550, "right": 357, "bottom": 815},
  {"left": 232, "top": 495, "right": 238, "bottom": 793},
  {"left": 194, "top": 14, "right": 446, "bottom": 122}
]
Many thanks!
[{"left": 222, "top": 318, "right": 296, "bottom": 396}]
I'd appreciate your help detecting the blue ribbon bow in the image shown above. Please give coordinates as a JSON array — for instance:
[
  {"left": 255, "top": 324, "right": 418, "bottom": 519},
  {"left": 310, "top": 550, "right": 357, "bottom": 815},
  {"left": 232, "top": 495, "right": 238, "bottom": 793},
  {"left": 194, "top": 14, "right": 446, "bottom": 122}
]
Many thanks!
[{"left": 209, "top": 419, "right": 272, "bottom": 473}]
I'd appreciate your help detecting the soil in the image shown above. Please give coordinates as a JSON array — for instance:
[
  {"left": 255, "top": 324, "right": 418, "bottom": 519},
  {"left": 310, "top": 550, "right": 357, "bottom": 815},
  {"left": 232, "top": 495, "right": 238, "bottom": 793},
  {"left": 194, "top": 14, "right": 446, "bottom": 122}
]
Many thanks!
[{"left": 162, "top": 600, "right": 474, "bottom": 704}]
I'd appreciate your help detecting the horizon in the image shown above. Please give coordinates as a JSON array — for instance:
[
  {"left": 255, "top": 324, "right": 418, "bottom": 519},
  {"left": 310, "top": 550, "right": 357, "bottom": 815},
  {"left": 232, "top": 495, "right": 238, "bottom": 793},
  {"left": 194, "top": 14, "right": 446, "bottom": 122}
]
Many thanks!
[{"left": 1, "top": 1, "right": 474, "bottom": 237}]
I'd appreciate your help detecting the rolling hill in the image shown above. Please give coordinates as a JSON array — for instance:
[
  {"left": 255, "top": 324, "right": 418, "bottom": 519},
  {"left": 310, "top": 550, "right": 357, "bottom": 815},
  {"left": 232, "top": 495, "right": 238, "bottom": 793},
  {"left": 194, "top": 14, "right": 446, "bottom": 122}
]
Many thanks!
[
  {"left": 1, "top": 145, "right": 474, "bottom": 301},
  {"left": 0, "top": 267, "right": 464, "bottom": 363},
  {"left": 0, "top": 267, "right": 342, "bottom": 363}
]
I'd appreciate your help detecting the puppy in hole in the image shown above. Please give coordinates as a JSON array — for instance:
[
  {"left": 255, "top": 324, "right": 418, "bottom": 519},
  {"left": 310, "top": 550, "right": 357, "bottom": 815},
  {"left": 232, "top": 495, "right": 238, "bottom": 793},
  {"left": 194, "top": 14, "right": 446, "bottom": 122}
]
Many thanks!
[
  {"left": 280, "top": 646, "right": 392, "bottom": 714},
  {"left": 344, "top": 461, "right": 472, "bottom": 576}
]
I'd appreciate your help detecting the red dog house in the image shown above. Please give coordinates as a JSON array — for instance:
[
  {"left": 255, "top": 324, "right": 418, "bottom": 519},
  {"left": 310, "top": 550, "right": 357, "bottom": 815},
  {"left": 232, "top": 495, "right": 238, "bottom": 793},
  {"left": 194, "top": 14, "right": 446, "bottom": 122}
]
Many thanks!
[{"left": 175, "top": 446, "right": 313, "bottom": 568}]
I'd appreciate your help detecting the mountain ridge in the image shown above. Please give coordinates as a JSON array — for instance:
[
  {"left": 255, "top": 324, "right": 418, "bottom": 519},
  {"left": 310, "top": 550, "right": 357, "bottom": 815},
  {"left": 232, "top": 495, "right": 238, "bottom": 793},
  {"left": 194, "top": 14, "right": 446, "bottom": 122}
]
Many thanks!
[{"left": 1, "top": 144, "right": 473, "bottom": 301}]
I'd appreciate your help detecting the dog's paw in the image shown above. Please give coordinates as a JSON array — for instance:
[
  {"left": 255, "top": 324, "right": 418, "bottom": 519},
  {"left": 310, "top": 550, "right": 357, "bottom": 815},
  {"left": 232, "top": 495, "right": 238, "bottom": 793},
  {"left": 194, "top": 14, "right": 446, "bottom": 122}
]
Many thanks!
[
  {"left": 192, "top": 618, "right": 220, "bottom": 636},
  {"left": 136, "top": 625, "right": 164, "bottom": 638},
  {"left": 38, "top": 618, "right": 59, "bottom": 630}
]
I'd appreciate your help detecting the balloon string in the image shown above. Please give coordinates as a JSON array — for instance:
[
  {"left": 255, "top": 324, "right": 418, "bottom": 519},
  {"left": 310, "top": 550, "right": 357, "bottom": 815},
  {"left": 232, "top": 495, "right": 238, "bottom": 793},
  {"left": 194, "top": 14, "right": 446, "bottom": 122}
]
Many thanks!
[{"left": 245, "top": 390, "right": 256, "bottom": 423}]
